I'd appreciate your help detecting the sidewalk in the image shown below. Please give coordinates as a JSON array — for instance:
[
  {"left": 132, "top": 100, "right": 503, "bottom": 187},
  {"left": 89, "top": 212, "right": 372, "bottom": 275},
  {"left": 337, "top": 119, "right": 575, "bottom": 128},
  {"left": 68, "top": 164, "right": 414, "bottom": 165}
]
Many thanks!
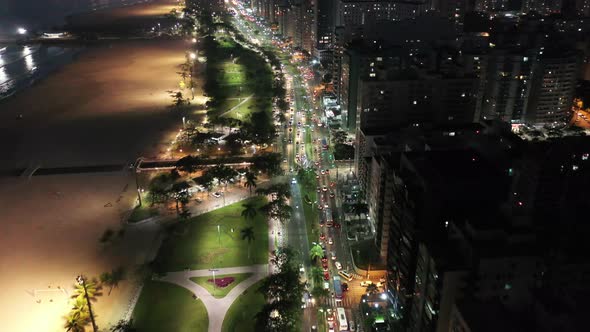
[{"left": 158, "top": 264, "right": 269, "bottom": 332}]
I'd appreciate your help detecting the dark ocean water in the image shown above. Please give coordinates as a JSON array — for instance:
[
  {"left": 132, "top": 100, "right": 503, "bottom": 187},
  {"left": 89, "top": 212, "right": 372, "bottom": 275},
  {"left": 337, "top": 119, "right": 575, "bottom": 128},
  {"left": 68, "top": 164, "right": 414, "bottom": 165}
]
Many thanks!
[{"left": 0, "top": 0, "right": 151, "bottom": 101}]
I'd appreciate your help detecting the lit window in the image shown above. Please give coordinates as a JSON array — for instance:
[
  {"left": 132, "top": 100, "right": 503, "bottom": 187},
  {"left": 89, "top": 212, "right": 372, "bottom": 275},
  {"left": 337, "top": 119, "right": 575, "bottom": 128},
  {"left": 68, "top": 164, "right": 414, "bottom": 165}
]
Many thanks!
[{"left": 369, "top": 73, "right": 376, "bottom": 77}]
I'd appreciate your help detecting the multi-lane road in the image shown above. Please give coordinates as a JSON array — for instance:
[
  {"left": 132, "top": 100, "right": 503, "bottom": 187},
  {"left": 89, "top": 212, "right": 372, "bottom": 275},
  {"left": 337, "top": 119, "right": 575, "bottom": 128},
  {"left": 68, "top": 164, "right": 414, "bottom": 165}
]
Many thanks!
[{"left": 228, "top": 2, "right": 361, "bottom": 330}]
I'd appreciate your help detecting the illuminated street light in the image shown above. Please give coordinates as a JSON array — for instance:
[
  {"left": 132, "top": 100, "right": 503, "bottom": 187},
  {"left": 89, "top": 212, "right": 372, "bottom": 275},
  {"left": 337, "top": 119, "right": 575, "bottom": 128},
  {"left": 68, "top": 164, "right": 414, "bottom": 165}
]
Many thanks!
[
  {"left": 17, "top": 27, "right": 27, "bottom": 35},
  {"left": 190, "top": 52, "right": 197, "bottom": 60}
]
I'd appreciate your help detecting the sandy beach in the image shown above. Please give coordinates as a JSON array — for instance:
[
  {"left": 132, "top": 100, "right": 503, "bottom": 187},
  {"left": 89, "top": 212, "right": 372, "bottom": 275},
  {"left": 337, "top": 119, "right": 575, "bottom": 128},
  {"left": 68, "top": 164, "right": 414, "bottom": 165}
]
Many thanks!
[
  {"left": 0, "top": 0, "right": 201, "bottom": 330},
  {"left": 0, "top": 38, "right": 191, "bottom": 169}
]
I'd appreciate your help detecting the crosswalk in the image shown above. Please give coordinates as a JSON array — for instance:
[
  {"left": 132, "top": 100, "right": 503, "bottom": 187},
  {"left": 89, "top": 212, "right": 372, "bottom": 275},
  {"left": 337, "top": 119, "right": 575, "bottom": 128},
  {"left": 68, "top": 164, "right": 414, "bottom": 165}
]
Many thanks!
[{"left": 306, "top": 296, "right": 355, "bottom": 308}]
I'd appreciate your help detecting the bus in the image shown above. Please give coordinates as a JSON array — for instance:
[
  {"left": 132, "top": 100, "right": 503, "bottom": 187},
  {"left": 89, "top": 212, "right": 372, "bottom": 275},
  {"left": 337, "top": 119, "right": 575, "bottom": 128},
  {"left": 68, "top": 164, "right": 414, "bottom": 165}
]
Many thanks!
[
  {"left": 333, "top": 276, "right": 343, "bottom": 299},
  {"left": 336, "top": 307, "right": 348, "bottom": 331},
  {"left": 338, "top": 270, "right": 353, "bottom": 282},
  {"left": 321, "top": 138, "right": 328, "bottom": 150},
  {"left": 324, "top": 208, "right": 333, "bottom": 227}
]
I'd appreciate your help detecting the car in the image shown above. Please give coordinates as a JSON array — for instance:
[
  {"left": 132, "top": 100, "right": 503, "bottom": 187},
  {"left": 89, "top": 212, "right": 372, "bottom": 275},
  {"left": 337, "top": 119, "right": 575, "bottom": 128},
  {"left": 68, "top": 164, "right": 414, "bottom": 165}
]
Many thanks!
[
  {"left": 195, "top": 197, "right": 203, "bottom": 203},
  {"left": 349, "top": 321, "right": 356, "bottom": 331},
  {"left": 211, "top": 192, "right": 222, "bottom": 198},
  {"left": 328, "top": 322, "right": 335, "bottom": 332},
  {"left": 323, "top": 281, "right": 330, "bottom": 290},
  {"left": 291, "top": 178, "right": 297, "bottom": 184},
  {"left": 322, "top": 186, "right": 328, "bottom": 192},
  {"left": 319, "top": 233, "right": 326, "bottom": 240},
  {"left": 329, "top": 191, "right": 335, "bottom": 198},
  {"left": 330, "top": 251, "right": 336, "bottom": 260},
  {"left": 335, "top": 261, "right": 342, "bottom": 270},
  {"left": 326, "top": 308, "right": 335, "bottom": 321},
  {"left": 322, "top": 255, "right": 328, "bottom": 263},
  {"left": 299, "top": 264, "right": 305, "bottom": 274},
  {"left": 322, "top": 263, "right": 329, "bottom": 272},
  {"left": 320, "top": 169, "right": 326, "bottom": 175},
  {"left": 328, "top": 237, "right": 333, "bottom": 245},
  {"left": 283, "top": 158, "right": 287, "bottom": 163},
  {"left": 342, "top": 283, "right": 349, "bottom": 292},
  {"left": 360, "top": 280, "right": 373, "bottom": 287},
  {"left": 317, "top": 187, "right": 321, "bottom": 193},
  {"left": 323, "top": 272, "right": 330, "bottom": 281}
]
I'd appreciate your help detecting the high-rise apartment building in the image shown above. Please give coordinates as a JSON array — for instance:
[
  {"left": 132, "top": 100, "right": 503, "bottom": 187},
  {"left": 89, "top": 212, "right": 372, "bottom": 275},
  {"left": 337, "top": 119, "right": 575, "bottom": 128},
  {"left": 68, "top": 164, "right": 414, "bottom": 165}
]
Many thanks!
[
  {"left": 525, "top": 49, "right": 579, "bottom": 125},
  {"left": 478, "top": 50, "right": 537, "bottom": 123}
]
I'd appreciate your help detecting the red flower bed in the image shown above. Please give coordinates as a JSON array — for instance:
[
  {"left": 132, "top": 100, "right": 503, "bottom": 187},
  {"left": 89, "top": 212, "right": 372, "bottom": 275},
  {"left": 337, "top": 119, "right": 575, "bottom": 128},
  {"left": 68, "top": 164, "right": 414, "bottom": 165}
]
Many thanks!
[{"left": 208, "top": 277, "right": 235, "bottom": 288}]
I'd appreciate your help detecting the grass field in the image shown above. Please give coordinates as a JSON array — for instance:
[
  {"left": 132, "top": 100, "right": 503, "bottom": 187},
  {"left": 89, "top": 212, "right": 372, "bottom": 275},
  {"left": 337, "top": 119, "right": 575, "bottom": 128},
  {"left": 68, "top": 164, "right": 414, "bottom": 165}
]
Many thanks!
[
  {"left": 132, "top": 280, "right": 208, "bottom": 332},
  {"left": 302, "top": 186, "right": 320, "bottom": 248},
  {"left": 155, "top": 196, "right": 269, "bottom": 272},
  {"left": 222, "top": 96, "right": 257, "bottom": 119},
  {"left": 220, "top": 62, "right": 245, "bottom": 84},
  {"left": 190, "top": 273, "right": 253, "bottom": 299},
  {"left": 128, "top": 204, "right": 159, "bottom": 223},
  {"left": 221, "top": 279, "right": 266, "bottom": 332}
]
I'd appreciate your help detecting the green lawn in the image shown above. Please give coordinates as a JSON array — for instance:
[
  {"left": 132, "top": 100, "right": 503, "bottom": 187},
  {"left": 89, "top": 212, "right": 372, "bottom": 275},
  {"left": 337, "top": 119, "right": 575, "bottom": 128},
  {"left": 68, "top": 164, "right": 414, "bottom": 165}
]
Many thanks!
[
  {"left": 221, "top": 62, "right": 245, "bottom": 84},
  {"left": 302, "top": 185, "right": 320, "bottom": 249},
  {"left": 221, "top": 280, "right": 266, "bottom": 332},
  {"left": 190, "top": 273, "right": 253, "bottom": 299},
  {"left": 154, "top": 196, "right": 269, "bottom": 272},
  {"left": 128, "top": 204, "right": 159, "bottom": 223},
  {"left": 222, "top": 96, "right": 258, "bottom": 120},
  {"left": 132, "top": 280, "right": 208, "bottom": 332}
]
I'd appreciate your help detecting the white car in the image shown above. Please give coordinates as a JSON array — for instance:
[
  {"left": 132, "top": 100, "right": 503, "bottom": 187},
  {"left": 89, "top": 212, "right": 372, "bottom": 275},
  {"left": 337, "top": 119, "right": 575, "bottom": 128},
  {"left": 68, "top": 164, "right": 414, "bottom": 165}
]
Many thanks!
[
  {"left": 291, "top": 178, "right": 297, "bottom": 184},
  {"left": 330, "top": 251, "right": 336, "bottom": 260},
  {"left": 328, "top": 237, "right": 333, "bottom": 245},
  {"left": 211, "top": 192, "right": 222, "bottom": 198},
  {"left": 335, "top": 261, "right": 342, "bottom": 270}
]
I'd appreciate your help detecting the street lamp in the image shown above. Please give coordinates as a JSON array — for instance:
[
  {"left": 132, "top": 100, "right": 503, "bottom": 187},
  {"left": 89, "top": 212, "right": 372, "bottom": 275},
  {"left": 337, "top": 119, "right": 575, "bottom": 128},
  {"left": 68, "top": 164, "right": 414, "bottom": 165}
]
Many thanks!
[
  {"left": 217, "top": 224, "right": 221, "bottom": 246},
  {"left": 17, "top": 27, "right": 27, "bottom": 35},
  {"left": 76, "top": 275, "right": 98, "bottom": 332},
  {"left": 190, "top": 52, "right": 196, "bottom": 60}
]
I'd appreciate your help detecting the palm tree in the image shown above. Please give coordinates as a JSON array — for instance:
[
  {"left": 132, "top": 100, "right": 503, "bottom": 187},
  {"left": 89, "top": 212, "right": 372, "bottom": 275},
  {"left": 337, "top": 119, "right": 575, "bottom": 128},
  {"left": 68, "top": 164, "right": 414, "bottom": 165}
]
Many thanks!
[
  {"left": 310, "top": 244, "right": 324, "bottom": 261},
  {"left": 366, "top": 283, "right": 378, "bottom": 295},
  {"left": 72, "top": 277, "right": 102, "bottom": 331},
  {"left": 100, "top": 267, "right": 126, "bottom": 295},
  {"left": 69, "top": 296, "right": 89, "bottom": 323},
  {"left": 64, "top": 312, "right": 88, "bottom": 332},
  {"left": 310, "top": 266, "right": 324, "bottom": 285},
  {"left": 241, "top": 226, "right": 255, "bottom": 260},
  {"left": 244, "top": 171, "right": 258, "bottom": 195},
  {"left": 241, "top": 202, "right": 257, "bottom": 222}
]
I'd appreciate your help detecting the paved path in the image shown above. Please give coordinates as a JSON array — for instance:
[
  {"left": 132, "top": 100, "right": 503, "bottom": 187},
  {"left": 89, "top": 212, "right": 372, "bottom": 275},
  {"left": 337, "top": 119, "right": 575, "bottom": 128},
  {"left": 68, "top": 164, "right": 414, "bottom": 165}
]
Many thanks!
[
  {"left": 218, "top": 94, "right": 253, "bottom": 117},
  {"left": 158, "top": 264, "right": 268, "bottom": 332}
]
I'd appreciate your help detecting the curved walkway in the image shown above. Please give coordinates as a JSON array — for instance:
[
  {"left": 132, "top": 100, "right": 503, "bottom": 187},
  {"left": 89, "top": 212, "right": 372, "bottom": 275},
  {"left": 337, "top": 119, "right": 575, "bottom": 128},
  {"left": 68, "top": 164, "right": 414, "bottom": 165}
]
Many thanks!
[{"left": 158, "top": 264, "right": 268, "bottom": 332}]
